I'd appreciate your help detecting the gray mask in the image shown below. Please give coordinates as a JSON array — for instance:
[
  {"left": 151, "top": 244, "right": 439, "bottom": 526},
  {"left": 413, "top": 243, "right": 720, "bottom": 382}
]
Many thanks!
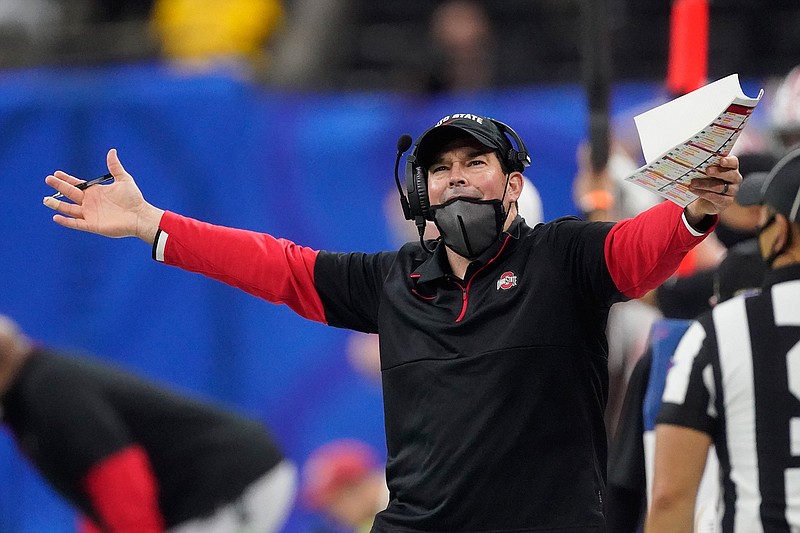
[{"left": 430, "top": 197, "right": 505, "bottom": 259}]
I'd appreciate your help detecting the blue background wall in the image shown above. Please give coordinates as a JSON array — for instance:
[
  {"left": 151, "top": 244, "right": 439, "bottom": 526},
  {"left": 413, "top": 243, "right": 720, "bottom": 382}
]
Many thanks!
[{"left": 0, "top": 63, "right": 763, "bottom": 532}]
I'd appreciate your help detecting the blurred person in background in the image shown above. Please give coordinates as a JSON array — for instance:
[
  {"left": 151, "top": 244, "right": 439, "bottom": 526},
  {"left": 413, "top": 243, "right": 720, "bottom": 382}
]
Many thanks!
[
  {"left": 572, "top": 140, "right": 661, "bottom": 224},
  {"left": 42, "top": 112, "right": 741, "bottom": 532},
  {"left": 0, "top": 0, "right": 157, "bottom": 67},
  {"left": 259, "top": 0, "right": 352, "bottom": 89},
  {"left": 768, "top": 64, "right": 800, "bottom": 154},
  {"left": 0, "top": 314, "right": 296, "bottom": 533},
  {"left": 646, "top": 148, "right": 800, "bottom": 532},
  {"left": 150, "top": 0, "right": 284, "bottom": 78},
  {"left": 302, "top": 439, "right": 389, "bottom": 533},
  {"left": 425, "top": 0, "right": 495, "bottom": 94},
  {"left": 0, "top": 0, "right": 64, "bottom": 41}
]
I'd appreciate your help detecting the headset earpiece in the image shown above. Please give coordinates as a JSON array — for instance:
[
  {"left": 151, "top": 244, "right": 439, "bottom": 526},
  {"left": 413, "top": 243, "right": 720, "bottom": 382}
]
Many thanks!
[
  {"left": 506, "top": 148, "right": 520, "bottom": 171},
  {"left": 406, "top": 155, "right": 432, "bottom": 221},
  {"left": 414, "top": 165, "right": 432, "bottom": 220},
  {"left": 492, "top": 119, "right": 531, "bottom": 173}
]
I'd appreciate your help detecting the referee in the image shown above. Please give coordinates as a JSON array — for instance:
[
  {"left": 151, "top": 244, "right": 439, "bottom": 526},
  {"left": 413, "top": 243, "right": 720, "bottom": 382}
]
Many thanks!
[{"left": 646, "top": 147, "right": 800, "bottom": 532}]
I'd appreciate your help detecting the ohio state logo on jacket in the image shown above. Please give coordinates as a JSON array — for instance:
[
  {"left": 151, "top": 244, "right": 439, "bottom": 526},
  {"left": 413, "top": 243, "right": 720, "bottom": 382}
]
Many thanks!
[{"left": 496, "top": 271, "right": 518, "bottom": 290}]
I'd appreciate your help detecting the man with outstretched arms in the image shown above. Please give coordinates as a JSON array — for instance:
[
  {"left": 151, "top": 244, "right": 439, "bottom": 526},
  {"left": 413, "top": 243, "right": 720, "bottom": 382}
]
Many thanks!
[{"left": 44, "top": 114, "right": 742, "bottom": 532}]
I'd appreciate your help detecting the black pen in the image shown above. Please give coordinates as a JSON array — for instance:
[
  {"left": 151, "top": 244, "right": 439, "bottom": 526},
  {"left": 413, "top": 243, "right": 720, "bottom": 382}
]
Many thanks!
[{"left": 49, "top": 173, "right": 114, "bottom": 199}]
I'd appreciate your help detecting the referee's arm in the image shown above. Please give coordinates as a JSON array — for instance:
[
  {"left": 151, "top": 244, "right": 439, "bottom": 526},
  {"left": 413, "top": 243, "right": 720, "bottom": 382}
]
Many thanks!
[{"left": 645, "top": 424, "right": 711, "bottom": 533}]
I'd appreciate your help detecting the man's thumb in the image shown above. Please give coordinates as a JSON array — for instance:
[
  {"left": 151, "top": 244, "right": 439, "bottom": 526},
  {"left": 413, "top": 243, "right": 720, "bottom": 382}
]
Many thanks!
[{"left": 106, "top": 148, "right": 127, "bottom": 179}]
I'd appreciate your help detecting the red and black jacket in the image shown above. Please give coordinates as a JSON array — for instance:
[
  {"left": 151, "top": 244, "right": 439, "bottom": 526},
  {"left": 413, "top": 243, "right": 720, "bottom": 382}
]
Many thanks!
[
  {"left": 1, "top": 350, "right": 283, "bottom": 532},
  {"left": 153, "top": 200, "right": 711, "bottom": 532}
]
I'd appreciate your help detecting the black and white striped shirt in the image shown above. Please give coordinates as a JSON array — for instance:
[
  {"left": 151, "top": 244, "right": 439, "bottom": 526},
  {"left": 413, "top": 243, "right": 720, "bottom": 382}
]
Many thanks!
[{"left": 659, "top": 263, "right": 800, "bottom": 532}]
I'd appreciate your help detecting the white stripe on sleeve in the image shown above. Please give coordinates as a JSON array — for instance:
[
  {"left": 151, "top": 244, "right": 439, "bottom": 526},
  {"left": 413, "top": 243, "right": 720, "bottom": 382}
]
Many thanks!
[{"left": 155, "top": 230, "right": 169, "bottom": 263}]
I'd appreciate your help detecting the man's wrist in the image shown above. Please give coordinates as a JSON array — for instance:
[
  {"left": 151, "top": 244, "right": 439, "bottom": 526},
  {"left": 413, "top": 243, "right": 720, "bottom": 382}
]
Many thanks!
[
  {"left": 136, "top": 205, "right": 165, "bottom": 245},
  {"left": 681, "top": 211, "right": 716, "bottom": 235}
]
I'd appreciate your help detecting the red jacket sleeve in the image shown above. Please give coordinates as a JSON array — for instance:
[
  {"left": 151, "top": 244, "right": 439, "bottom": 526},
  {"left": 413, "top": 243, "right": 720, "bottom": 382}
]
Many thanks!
[
  {"left": 77, "top": 517, "right": 103, "bottom": 533},
  {"left": 155, "top": 211, "right": 326, "bottom": 323},
  {"left": 605, "top": 201, "right": 716, "bottom": 299},
  {"left": 82, "top": 445, "right": 164, "bottom": 533}
]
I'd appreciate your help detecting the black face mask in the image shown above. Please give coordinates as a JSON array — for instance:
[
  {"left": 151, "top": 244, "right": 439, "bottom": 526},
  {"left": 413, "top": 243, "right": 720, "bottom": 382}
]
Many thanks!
[
  {"left": 430, "top": 197, "right": 505, "bottom": 259},
  {"left": 758, "top": 213, "right": 792, "bottom": 268},
  {"left": 715, "top": 222, "right": 757, "bottom": 249}
]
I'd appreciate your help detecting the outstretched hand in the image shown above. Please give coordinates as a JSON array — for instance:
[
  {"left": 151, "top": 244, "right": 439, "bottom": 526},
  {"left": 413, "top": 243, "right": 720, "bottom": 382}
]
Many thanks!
[
  {"left": 43, "top": 149, "right": 164, "bottom": 243},
  {"left": 684, "top": 155, "right": 743, "bottom": 226}
]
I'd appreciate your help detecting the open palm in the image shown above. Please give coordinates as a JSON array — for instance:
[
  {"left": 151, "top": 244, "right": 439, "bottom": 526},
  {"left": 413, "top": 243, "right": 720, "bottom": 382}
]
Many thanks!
[{"left": 44, "top": 149, "right": 157, "bottom": 239}]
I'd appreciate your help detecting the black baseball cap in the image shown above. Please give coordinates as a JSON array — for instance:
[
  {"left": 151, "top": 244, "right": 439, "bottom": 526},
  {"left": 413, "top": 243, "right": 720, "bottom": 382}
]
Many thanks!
[
  {"left": 414, "top": 113, "right": 527, "bottom": 171},
  {"left": 736, "top": 147, "right": 800, "bottom": 222}
]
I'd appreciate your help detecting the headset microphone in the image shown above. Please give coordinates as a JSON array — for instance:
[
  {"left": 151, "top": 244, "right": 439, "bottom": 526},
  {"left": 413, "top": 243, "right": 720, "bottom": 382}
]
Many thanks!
[
  {"left": 397, "top": 133, "right": 413, "bottom": 153},
  {"left": 394, "top": 134, "right": 413, "bottom": 221}
]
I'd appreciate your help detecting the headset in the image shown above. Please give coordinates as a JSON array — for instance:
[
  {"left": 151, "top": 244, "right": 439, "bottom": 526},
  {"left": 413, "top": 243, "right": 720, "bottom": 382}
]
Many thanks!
[{"left": 394, "top": 118, "right": 531, "bottom": 226}]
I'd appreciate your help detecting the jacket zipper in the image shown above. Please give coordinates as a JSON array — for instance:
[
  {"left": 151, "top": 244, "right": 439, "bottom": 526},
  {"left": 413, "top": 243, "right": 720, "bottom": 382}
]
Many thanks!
[{"left": 454, "top": 235, "right": 512, "bottom": 322}]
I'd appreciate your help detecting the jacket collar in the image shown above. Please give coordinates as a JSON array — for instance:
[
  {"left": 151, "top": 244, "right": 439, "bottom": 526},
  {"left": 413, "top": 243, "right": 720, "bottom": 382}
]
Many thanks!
[{"left": 411, "top": 216, "right": 527, "bottom": 284}]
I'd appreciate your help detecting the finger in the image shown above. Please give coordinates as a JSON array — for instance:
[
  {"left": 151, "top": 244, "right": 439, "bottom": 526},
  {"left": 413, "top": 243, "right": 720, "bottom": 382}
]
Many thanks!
[
  {"left": 692, "top": 187, "right": 736, "bottom": 207},
  {"left": 706, "top": 164, "right": 743, "bottom": 183},
  {"left": 705, "top": 179, "right": 736, "bottom": 196},
  {"left": 44, "top": 175, "right": 84, "bottom": 203},
  {"left": 690, "top": 177, "right": 725, "bottom": 192},
  {"left": 52, "top": 170, "right": 86, "bottom": 186},
  {"left": 706, "top": 162, "right": 739, "bottom": 176},
  {"left": 43, "top": 196, "right": 84, "bottom": 218},
  {"left": 717, "top": 154, "right": 739, "bottom": 170},
  {"left": 52, "top": 213, "right": 93, "bottom": 233}
]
